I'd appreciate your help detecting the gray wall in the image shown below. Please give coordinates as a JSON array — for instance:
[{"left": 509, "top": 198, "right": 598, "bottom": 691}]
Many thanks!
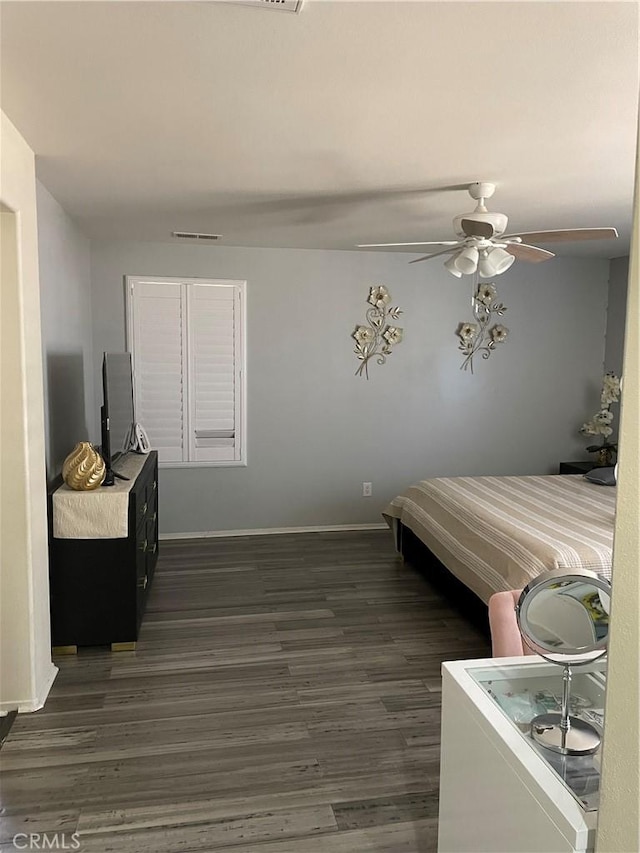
[
  {"left": 90, "top": 240, "right": 610, "bottom": 534},
  {"left": 36, "top": 181, "right": 94, "bottom": 480},
  {"left": 605, "top": 256, "right": 629, "bottom": 377}
]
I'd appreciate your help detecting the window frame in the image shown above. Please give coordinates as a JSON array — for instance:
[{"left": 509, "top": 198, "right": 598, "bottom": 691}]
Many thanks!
[{"left": 125, "top": 275, "right": 247, "bottom": 469}]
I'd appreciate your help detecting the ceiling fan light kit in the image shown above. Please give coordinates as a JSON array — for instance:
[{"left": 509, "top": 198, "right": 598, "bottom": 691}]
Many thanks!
[
  {"left": 454, "top": 245, "right": 480, "bottom": 275},
  {"left": 481, "top": 246, "right": 516, "bottom": 277},
  {"left": 444, "top": 255, "right": 463, "bottom": 278},
  {"left": 477, "top": 251, "right": 495, "bottom": 279}
]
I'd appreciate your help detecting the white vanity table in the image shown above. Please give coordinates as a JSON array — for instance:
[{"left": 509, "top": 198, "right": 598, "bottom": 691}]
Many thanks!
[{"left": 438, "top": 656, "right": 606, "bottom": 853}]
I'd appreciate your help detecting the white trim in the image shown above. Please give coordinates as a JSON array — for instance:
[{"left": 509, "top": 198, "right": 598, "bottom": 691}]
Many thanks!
[
  {"left": 236, "top": 286, "right": 246, "bottom": 463},
  {"left": 0, "top": 662, "right": 58, "bottom": 715},
  {"left": 127, "top": 275, "right": 242, "bottom": 288},
  {"left": 1, "top": 118, "right": 56, "bottom": 717},
  {"left": 160, "top": 522, "right": 388, "bottom": 540},
  {"left": 185, "top": 281, "right": 194, "bottom": 462},
  {"left": 181, "top": 281, "right": 190, "bottom": 463}
]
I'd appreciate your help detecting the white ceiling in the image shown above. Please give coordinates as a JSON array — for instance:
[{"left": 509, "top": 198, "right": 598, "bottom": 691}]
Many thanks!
[{"left": 1, "top": 1, "right": 638, "bottom": 258}]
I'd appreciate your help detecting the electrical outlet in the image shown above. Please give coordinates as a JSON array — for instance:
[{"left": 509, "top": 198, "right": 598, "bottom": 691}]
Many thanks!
[{"left": 362, "top": 482, "right": 372, "bottom": 497}]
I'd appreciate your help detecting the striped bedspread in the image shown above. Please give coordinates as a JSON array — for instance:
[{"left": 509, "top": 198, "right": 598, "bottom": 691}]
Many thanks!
[{"left": 383, "top": 475, "right": 615, "bottom": 604}]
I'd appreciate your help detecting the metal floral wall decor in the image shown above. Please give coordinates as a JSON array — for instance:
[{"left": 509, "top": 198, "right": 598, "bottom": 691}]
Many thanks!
[
  {"left": 352, "top": 285, "right": 403, "bottom": 379},
  {"left": 456, "top": 278, "right": 509, "bottom": 373}
]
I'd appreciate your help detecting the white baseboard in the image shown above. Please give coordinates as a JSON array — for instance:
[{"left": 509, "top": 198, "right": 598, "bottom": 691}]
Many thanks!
[
  {"left": 160, "top": 522, "right": 388, "bottom": 541},
  {"left": 0, "top": 662, "right": 58, "bottom": 715}
]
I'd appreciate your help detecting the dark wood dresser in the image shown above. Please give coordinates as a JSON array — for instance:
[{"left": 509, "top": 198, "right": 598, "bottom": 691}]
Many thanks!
[{"left": 49, "top": 451, "right": 158, "bottom": 652}]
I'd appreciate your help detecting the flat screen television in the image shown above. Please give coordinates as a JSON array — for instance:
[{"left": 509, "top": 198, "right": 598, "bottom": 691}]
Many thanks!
[{"left": 101, "top": 352, "right": 135, "bottom": 486}]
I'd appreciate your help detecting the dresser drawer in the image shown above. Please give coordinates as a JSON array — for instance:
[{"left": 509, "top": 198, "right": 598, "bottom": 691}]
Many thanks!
[{"left": 133, "top": 461, "right": 156, "bottom": 533}]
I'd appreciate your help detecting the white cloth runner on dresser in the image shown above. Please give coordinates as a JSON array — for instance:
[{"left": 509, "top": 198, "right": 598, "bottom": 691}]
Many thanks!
[{"left": 53, "top": 452, "right": 149, "bottom": 539}]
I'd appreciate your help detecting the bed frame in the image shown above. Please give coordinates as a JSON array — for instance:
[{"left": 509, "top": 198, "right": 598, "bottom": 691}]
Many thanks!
[{"left": 396, "top": 521, "right": 490, "bottom": 637}]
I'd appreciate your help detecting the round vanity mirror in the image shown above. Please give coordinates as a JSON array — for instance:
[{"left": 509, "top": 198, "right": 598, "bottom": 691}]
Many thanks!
[{"left": 516, "top": 568, "right": 611, "bottom": 756}]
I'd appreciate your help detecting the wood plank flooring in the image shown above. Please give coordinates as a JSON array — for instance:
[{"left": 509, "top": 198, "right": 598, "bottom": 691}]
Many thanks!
[{"left": 0, "top": 530, "right": 490, "bottom": 852}]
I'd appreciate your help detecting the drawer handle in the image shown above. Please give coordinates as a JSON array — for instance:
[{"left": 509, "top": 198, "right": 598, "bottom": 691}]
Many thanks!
[
  {"left": 152, "top": 512, "right": 157, "bottom": 524},
  {"left": 142, "top": 502, "right": 148, "bottom": 516},
  {"left": 137, "top": 575, "right": 148, "bottom": 590},
  {"left": 149, "top": 542, "right": 157, "bottom": 555},
  {"left": 153, "top": 481, "right": 157, "bottom": 491},
  {"left": 139, "top": 538, "right": 148, "bottom": 553}
]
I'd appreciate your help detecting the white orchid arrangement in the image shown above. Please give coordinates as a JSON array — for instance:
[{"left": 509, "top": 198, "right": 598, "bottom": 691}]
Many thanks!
[
  {"left": 457, "top": 281, "right": 509, "bottom": 373},
  {"left": 580, "top": 373, "right": 621, "bottom": 463},
  {"left": 353, "top": 285, "right": 403, "bottom": 379}
]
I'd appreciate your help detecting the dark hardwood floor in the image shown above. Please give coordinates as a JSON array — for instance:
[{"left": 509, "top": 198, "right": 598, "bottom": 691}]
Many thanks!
[{"left": 0, "top": 530, "right": 490, "bottom": 852}]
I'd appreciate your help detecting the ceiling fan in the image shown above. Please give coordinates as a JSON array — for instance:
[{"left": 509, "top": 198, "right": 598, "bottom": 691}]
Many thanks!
[{"left": 357, "top": 182, "right": 618, "bottom": 278}]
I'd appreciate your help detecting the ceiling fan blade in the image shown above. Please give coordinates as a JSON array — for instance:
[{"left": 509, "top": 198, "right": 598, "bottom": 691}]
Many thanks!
[
  {"left": 504, "top": 243, "right": 555, "bottom": 263},
  {"left": 357, "top": 241, "right": 460, "bottom": 248},
  {"left": 210, "top": 182, "right": 474, "bottom": 226},
  {"left": 409, "top": 247, "right": 459, "bottom": 264},
  {"left": 461, "top": 218, "right": 495, "bottom": 239},
  {"left": 501, "top": 227, "right": 618, "bottom": 243}
]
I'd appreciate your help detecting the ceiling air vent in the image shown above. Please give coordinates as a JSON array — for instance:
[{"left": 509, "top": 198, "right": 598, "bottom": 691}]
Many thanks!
[
  {"left": 224, "top": 0, "right": 303, "bottom": 12},
  {"left": 172, "top": 231, "right": 222, "bottom": 242}
]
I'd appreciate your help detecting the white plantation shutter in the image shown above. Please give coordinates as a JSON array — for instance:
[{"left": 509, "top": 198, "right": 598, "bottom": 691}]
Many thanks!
[
  {"left": 127, "top": 277, "right": 245, "bottom": 466},
  {"left": 188, "top": 284, "right": 240, "bottom": 462},
  {"left": 130, "top": 281, "right": 185, "bottom": 462}
]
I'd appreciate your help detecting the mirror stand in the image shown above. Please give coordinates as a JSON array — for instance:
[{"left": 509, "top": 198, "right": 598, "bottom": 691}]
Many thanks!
[
  {"left": 516, "top": 568, "right": 611, "bottom": 758},
  {"left": 529, "top": 662, "right": 601, "bottom": 755}
]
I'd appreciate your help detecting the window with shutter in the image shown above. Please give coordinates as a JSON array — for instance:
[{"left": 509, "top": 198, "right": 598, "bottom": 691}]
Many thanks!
[{"left": 126, "top": 277, "right": 246, "bottom": 467}]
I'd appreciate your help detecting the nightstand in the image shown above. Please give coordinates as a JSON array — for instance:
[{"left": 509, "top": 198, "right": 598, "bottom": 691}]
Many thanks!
[{"left": 559, "top": 461, "right": 597, "bottom": 475}]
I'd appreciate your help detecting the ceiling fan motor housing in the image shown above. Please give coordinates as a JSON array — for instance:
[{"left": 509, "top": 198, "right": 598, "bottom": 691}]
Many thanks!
[{"left": 453, "top": 211, "right": 508, "bottom": 239}]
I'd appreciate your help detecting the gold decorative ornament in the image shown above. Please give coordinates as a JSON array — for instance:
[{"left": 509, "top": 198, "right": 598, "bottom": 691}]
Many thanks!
[{"left": 62, "top": 442, "right": 106, "bottom": 490}]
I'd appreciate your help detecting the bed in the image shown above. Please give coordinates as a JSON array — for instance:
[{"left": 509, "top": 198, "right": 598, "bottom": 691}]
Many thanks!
[{"left": 383, "top": 474, "right": 615, "bottom": 605}]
